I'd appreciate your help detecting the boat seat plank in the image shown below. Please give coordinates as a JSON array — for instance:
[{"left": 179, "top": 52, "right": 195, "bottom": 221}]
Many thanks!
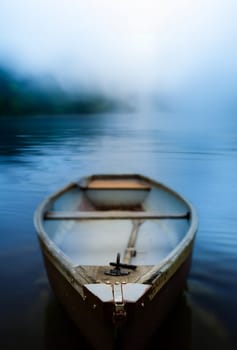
[
  {"left": 79, "top": 179, "right": 151, "bottom": 190},
  {"left": 44, "top": 211, "right": 189, "bottom": 220},
  {"left": 81, "top": 187, "right": 150, "bottom": 191}
]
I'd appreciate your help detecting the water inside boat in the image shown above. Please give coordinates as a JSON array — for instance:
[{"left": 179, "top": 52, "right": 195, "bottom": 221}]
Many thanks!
[{"left": 43, "top": 178, "right": 190, "bottom": 266}]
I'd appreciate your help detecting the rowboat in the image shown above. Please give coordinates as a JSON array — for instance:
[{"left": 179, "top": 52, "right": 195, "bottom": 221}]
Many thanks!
[{"left": 34, "top": 174, "right": 198, "bottom": 350}]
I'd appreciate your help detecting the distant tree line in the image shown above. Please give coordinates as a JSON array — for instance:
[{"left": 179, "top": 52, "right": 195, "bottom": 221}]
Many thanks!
[{"left": 0, "top": 65, "right": 128, "bottom": 116}]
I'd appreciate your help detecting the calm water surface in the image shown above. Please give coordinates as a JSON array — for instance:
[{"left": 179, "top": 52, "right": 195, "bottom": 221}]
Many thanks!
[{"left": 0, "top": 112, "right": 236, "bottom": 350}]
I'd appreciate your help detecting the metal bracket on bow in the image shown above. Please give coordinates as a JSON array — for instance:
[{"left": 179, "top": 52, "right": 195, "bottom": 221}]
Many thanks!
[{"left": 104, "top": 253, "right": 137, "bottom": 276}]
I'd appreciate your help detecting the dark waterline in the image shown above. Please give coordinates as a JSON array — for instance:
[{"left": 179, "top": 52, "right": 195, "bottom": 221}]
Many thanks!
[{"left": 0, "top": 112, "right": 236, "bottom": 350}]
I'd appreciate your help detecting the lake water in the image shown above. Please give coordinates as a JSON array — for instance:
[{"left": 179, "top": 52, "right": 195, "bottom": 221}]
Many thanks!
[{"left": 0, "top": 111, "right": 236, "bottom": 350}]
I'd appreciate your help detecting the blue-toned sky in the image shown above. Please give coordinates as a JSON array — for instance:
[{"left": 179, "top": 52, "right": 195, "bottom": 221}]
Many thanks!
[{"left": 0, "top": 0, "right": 236, "bottom": 106}]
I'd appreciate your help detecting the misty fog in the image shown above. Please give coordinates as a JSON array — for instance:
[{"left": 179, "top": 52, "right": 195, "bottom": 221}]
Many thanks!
[{"left": 0, "top": 0, "right": 236, "bottom": 115}]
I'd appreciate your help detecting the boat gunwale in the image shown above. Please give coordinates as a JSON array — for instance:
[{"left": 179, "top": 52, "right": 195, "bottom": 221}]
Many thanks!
[{"left": 34, "top": 174, "right": 198, "bottom": 295}]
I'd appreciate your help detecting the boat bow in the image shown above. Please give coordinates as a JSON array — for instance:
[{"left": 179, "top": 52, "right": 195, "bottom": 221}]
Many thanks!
[{"left": 84, "top": 282, "right": 151, "bottom": 325}]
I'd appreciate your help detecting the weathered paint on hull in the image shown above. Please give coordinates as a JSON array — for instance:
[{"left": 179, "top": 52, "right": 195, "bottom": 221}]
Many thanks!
[{"left": 42, "top": 249, "right": 192, "bottom": 350}]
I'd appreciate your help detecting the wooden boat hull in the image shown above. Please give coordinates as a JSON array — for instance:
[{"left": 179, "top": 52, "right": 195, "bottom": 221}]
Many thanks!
[
  {"left": 42, "top": 247, "right": 192, "bottom": 350},
  {"left": 34, "top": 174, "right": 198, "bottom": 349}
]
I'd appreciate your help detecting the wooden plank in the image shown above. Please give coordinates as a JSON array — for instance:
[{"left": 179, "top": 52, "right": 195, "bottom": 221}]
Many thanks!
[
  {"left": 75, "top": 265, "right": 154, "bottom": 284},
  {"left": 86, "top": 179, "right": 150, "bottom": 190},
  {"left": 123, "top": 220, "right": 143, "bottom": 264},
  {"left": 44, "top": 211, "right": 189, "bottom": 220},
  {"left": 82, "top": 187, "right": 150, "bottom": 191}
]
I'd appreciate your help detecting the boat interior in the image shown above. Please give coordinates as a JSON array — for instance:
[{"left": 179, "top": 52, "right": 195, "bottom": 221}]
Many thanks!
[{"left": 42, "top": 176, "right": 191, "bottom": 266}]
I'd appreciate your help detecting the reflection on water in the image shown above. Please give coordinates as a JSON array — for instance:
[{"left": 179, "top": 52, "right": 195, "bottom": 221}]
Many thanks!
[
  {"left": 0, "top": 112, "right": 237, "bottom": 350},
  {"left": 43, "top": 293, "right": 192, "bottom": 350},
  {"left": 44, "top": 296, "right": 91, "bottom": 350}
]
